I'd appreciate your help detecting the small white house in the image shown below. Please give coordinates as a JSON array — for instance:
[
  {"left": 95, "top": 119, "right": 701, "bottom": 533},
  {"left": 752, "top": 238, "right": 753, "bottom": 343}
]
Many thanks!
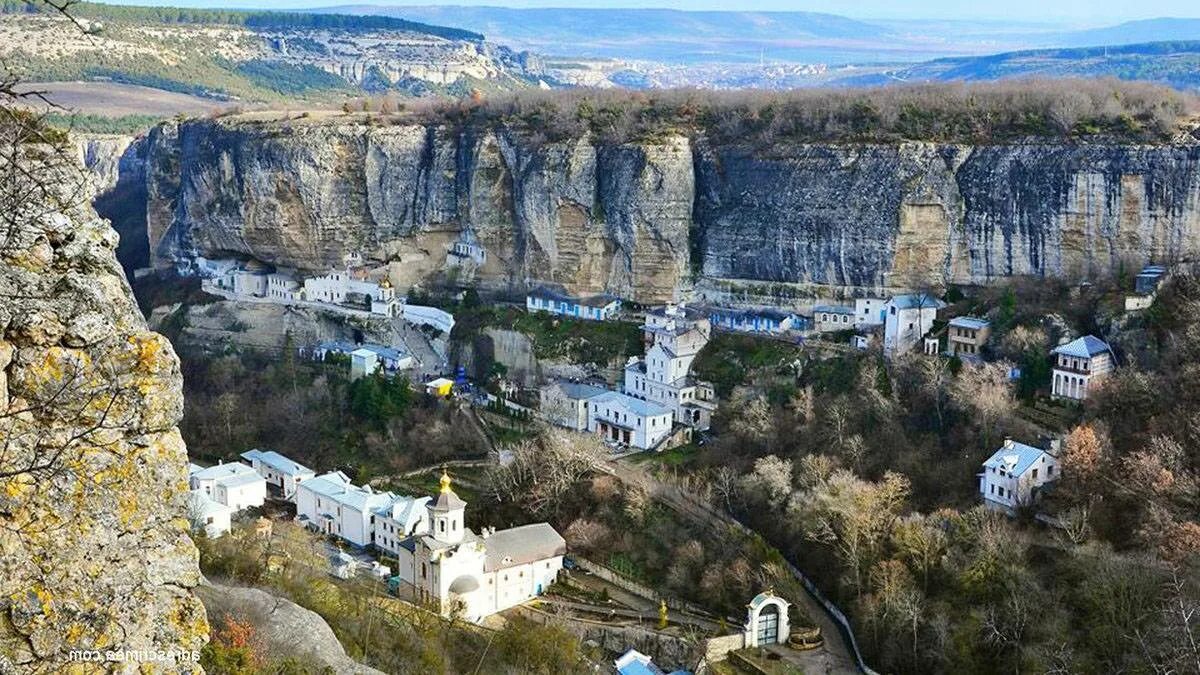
[
  {"left": 188, "top": 462, "right": 266, "bottom": 513},
  {"left": 883, "top": 293, "right": 945, "bottom": 356},
  {"left": 1051, "top": 335, "right": 1114, "bottom": 401},
  {"left": 854, "top": 297, "right": 887, "bottom": 326},
  {"left": 350, "top": 348, "right": 379, "bottom": 380},
  {"left": 240, "top": 449, "right": 315, "bottom": 501},
  {"left": 979, "top": 439, "right": 1060, "bottom": 512},
  {"left": 186, "top": 490, "right": 234, "bottom": 538},
  {"left": 587, "top": 390, "right": 673, "bottom": 450},
  {"left": 373, "top": 494, "right": 432, "bottom": 556},
  {"left": 540, "top": 380, "right": 608, "bottom": 431}
]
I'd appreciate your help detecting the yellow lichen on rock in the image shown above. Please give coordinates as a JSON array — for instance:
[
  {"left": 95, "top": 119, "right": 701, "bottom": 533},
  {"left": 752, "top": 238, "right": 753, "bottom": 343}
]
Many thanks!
[{"left": 0, "top": 143, "right": 207, "bottom": 671}]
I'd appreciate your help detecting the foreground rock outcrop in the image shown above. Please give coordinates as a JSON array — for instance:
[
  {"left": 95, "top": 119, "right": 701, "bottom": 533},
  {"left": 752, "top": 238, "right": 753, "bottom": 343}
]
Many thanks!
[
  {"left": 0, "top": 134, "right": 206, "bottom": 671},
  {"left": 118, "top": 116, "right": 1200, "bottom": 304},
  {"left": 196, "top": 580, "right": 384, "bottom": 675}
]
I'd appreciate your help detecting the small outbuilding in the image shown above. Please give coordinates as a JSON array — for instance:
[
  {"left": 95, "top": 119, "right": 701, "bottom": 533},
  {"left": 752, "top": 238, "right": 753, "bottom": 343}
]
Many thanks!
[{"left": 744, "top": 590, "right": 791, "bottom": 648}]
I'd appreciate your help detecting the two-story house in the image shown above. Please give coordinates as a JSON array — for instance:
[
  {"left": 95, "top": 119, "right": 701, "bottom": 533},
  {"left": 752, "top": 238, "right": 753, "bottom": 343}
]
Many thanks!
[
  {"left": 883, "top": 294, "right": 945, "bottom": 356},
  {"left": 947, "top": 316, "right": 991, "bottom": 359},
  {"left": 1051, "top": 335, "right": 1114, "bottom": 401},
  {"left": 979, "top": 439, "right": 1060, "bottom": 513},
  {"left": 587, "top": 391, "right": 674, "bottom": 450}
]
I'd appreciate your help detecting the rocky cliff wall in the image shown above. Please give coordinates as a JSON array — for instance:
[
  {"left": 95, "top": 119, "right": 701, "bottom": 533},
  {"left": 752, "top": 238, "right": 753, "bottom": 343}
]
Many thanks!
[
  {"left": 1, "top": 143, "right": 206, "bottom": 670},
  {"left": 132, "top": 116, "right": 1200, "bottom": 304}
]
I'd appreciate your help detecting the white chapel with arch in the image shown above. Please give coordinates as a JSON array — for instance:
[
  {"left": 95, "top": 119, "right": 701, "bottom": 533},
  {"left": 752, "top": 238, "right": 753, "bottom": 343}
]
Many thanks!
[{"left": 744, "top": 590, "right": 792, "bottom": 647}]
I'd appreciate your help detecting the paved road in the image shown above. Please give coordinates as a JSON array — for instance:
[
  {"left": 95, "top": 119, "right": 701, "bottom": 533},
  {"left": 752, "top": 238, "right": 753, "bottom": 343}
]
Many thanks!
[{"left": 606, "top": 458, "right": 858, "bottom": 675}]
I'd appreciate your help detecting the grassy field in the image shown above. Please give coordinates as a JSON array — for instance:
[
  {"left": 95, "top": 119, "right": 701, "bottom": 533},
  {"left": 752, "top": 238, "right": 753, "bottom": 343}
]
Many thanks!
[{"left": 20, "top": 81, "right": 234, "bottom": 118}]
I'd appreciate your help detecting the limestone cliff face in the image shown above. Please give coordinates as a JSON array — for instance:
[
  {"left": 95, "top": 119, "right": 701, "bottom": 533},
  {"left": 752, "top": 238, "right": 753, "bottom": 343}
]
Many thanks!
[
  {"left": 134, "top": 116, "right": 1200, "bottom": 303},
  {"left": 144, "top": 118, "right": 694, "bottom": 303},
  {"left": 0, "top": 148, "right": 206, "bottom": 670},
  {"left": 695, "top": 142, "right": 1200, "bottom": 291}
]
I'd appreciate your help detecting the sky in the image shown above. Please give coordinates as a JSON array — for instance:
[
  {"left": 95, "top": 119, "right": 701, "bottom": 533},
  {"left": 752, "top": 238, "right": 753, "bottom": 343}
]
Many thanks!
[{"left": 90, "top": 0, "right": 1200, "bottom": 24}]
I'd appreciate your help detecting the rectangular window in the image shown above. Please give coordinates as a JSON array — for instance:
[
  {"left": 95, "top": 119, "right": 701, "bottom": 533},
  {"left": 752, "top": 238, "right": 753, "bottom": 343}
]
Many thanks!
[{"left": 1032, "top": 468, "right": 1038, "bottom": 480}]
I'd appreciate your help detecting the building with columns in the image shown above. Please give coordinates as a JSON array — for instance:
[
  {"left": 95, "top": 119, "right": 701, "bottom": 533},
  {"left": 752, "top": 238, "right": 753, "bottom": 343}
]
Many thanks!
[{"left": 1051, "top": 335, "right": 1114, "bottom": 401}]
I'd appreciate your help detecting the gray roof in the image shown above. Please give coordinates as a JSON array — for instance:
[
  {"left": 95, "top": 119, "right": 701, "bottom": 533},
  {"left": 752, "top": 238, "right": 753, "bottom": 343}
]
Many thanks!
[
  {"left": 484, "top": 523, "right": 567, "bottom": 572},
  {"left": 949, "top": 316, "right": 990, "bottom": 330},
  {"left": 590, "top": 390, "right": 672, "bottom": 418},
  {"left": 430, "top": 488, "right": 467, "bottom": 512},
  {"left": 527, "top": 284, "right": 620, "bottom": 308},
  {"left": 983, "top": 440, "right": 1051, "bottom": 477},
  {"left": 1053, "top": 335, "right": 1112, "bottom": 359},
  {"left": 813, "top": 305, "right": 855, "bottom": 315},
  {"left": 549, "top": 380, "right": 608, "bottom": 401},
  {"left": 889, "top": 294, "right": 946, "bottom": 310},
  {"left": 241, "top": 449, "right": 315, "bottom": 477},
  {"left": 191, "top": 462, "right": 259, "bottom": 483},
  {"left": 300, "top": 471, "right": 395, "bottom": 512}
]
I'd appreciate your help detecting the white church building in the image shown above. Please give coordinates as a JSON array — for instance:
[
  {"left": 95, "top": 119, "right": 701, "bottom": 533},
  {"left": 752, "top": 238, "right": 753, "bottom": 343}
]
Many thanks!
[
  {"left": 623, "top": 303, "right": 718, "bottom": 431},
  {"left": 392, "top": 472, "right": 566, "bottom": 621}
]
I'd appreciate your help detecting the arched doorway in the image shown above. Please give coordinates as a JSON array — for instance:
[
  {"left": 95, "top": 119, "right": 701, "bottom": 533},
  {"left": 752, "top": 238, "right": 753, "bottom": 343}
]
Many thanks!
[{"left": 756, "top": 604, "right": 779, "bottom": 645}]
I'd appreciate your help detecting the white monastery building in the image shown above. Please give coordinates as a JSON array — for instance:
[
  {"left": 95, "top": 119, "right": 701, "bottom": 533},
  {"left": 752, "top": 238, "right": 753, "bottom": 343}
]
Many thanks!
[
  {"left": 979, "top": 439, "right": 1060, "bottom": 513},
  {"left": 587, "top": 390, "right": 674, "bottom": 450},
  {"left": 883, "top": 293, "right": 945, "bottom": 356},
  {"left": 540, "top": 380, "right": 609, "bottom": 431},
  {"left": 623, "top": 303, "right": 718, "bottom": 431},
  {"left": 526, "top": 284, "right": 622, "bottom": 321},
  {"left": 186, "top": 490, "right": 234, "bottom": 538},
  {"left": 392, "top": 472, "right": 566, "bottom": 622},
  {"left": 188, "top": 461, "right": 266, "bottom": 513},
  {"left": 198, "top": 258, "right": 401, "bottom": 317},
  {"left": 295, "top": 471, "right": 396, "bottom": 548},
  {"left": 1051, "top": 335, "right": 1114, "bottom": 401},
  {"left": 240, "top": 449, "right": 315, "bottom": 501}
]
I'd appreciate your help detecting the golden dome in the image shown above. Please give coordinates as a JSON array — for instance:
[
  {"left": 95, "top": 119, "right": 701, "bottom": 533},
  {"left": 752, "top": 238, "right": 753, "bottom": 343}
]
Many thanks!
[
  {"left": 439, "top": 469, "right": 452, "bottom": 494},
  {"left": 380, "top": 276, "right": 392, "bottom": 289}
]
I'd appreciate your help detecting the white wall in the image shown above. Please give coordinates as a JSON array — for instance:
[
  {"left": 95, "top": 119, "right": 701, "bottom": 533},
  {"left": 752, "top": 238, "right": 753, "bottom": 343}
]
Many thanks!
[
  {"left": 403, "top": 304, "right": 455, "bottom": 333},
  {"left": 215, "top": 481, "right": 266, "bottom": 512}
]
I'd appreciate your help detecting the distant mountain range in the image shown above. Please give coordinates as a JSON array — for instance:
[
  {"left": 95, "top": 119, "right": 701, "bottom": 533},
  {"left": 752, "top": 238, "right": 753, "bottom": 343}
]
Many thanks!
[
  {"left": 833, "top": 40, "right": 1200, "bottom": 90},
  {"left": 1049, "top": 18, "right": 1200, "bottom": 48},
  {"left": 319, "top": 6, "right": 1200, "bottom": 69},
  {"left": 315, "top": 5, "right": 1003, "bottom": 64}
]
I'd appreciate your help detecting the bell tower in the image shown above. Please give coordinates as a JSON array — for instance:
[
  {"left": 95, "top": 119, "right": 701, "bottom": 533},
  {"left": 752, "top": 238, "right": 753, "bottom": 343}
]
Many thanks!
[{"left": 428, "top": 469, "right": 466, "bottom": 544}]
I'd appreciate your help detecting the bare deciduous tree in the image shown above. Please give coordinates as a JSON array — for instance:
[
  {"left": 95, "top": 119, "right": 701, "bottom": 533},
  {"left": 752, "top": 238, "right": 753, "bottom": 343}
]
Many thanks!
[{"left": 485, "top": 430, "right": 607, "bottom": 515}]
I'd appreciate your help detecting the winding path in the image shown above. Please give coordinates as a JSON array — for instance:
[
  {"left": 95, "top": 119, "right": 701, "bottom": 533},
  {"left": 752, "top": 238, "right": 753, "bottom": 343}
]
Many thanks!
[{"left": 604, "top": 458, "right": 859, "bottom": 675}]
